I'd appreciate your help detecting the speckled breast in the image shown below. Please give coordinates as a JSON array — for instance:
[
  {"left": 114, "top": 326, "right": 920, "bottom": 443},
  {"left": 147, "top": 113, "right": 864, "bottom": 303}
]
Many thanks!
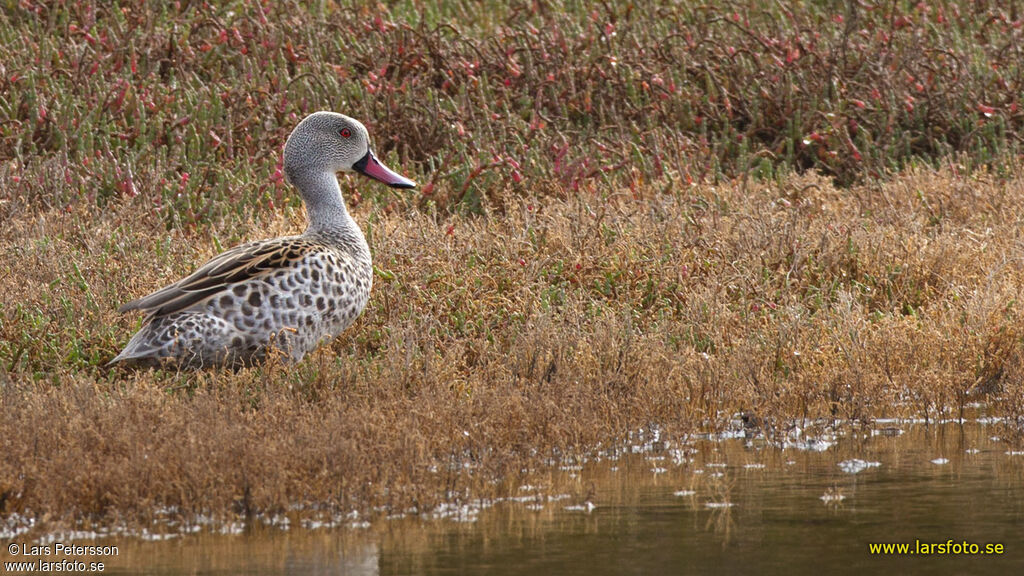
[{"left": 203, "top": 249, "right": 372, "bottom": 360}]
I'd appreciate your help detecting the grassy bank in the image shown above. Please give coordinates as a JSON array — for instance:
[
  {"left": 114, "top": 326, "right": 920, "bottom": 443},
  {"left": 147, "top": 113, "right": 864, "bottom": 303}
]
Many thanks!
[
  {"left": 3, "top": 1, "right": 1024, "bottom": 531},
  {"left": 5, "top": 168, "right": 1024, "bottom": 529}
]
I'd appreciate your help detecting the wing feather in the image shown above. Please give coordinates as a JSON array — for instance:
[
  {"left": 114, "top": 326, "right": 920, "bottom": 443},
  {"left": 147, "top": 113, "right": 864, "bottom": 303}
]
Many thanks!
[{"left": 118, "top": 237, "right": 319, "bottom": 318}]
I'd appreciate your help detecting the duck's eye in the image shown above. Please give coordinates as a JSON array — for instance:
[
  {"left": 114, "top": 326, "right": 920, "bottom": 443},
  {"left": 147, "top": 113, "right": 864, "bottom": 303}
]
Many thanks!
[{"left": 339, "top": 128, "right": 352, "bottom": 138}]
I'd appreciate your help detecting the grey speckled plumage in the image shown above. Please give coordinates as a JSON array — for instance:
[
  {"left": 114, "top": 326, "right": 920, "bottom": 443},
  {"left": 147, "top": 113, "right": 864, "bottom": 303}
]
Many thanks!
[{"left": 110, "top": 112, "right": 416, "bottom": 368}]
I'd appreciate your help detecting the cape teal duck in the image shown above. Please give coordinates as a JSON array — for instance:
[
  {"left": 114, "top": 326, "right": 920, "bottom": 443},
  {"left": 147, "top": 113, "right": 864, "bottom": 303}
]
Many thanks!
[{"left": 110, "top": 111, "right": 415, "bottom": 368}]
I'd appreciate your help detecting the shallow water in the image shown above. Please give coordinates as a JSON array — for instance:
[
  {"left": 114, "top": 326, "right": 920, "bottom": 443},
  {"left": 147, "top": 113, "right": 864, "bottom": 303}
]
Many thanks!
[{"left": 5, "top": 420, "right": 1024, "bottom": 574}]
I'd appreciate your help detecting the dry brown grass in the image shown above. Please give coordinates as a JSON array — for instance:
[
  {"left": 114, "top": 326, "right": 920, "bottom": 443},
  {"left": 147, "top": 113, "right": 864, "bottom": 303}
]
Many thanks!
[{"left": 4, "top": 166, "right": 1024, "bottom": 531}]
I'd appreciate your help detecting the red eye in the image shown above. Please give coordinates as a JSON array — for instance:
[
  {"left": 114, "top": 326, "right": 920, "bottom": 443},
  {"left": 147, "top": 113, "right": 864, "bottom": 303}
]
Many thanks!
[{"left": 339, "top": 128, "right": 351, "bottom": 138}]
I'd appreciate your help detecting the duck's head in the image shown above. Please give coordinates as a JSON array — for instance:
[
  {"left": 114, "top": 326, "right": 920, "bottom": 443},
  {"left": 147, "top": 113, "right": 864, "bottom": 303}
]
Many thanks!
[{"left": 283, "top": 111, "right": 416, "bottom": 189}]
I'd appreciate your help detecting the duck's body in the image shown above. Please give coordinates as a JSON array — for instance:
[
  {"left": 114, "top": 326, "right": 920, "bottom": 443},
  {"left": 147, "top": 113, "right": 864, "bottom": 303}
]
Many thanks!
[
  {"left": 111, "top": 112, "right": 415, "bottom": 368},
  {"left": 112, "top": 235, "right": 372, "bottom": 368}
]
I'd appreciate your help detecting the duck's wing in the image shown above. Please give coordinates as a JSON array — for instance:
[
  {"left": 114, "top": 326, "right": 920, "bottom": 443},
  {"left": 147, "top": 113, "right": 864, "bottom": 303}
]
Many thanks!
[{"left": 119, "top": 237, "right": 322, "bottom": 318}]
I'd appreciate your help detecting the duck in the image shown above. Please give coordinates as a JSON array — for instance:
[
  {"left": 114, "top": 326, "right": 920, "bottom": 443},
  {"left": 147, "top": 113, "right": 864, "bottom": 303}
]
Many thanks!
[{"left": 109, "top": 111, "right": 415, "bottom": 368}]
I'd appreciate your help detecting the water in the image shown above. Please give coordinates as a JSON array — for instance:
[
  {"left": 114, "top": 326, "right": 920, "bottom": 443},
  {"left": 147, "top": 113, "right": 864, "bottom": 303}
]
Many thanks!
[{"left": 5, "top": 421, "right": 1024, "bottom": 574}]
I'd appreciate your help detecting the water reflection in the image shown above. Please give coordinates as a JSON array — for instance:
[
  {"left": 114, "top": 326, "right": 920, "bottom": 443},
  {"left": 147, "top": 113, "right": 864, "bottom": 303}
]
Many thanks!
[
  {"left": 100, "top": 534, "right": 378, "bottom": 575},
  {"left": 380, "top": 421, "right": 1024, "bottom": 574},
  {"left": 12, "top": 420, "right": 1024, "bottom": 574}
]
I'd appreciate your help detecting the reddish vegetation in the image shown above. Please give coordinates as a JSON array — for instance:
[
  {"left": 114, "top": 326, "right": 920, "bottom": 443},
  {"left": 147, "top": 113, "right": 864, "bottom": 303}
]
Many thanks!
[{"left": 2, "top": 1, "right": 1022, "bottom": 224}]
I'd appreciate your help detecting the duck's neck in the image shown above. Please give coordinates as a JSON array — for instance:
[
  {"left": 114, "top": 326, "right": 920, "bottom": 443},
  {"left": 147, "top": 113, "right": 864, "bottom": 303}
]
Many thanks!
[{"left": 289, "top": 168, "right": 370, "bottom": 260}]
